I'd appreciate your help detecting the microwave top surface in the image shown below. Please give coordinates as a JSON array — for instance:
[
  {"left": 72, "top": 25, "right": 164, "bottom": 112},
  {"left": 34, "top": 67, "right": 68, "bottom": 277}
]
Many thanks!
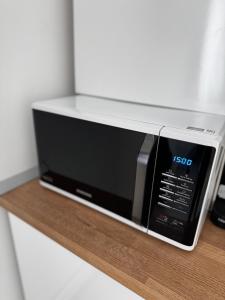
[{"left": 32, "top": 95, "right": 225, "bottom": 144}]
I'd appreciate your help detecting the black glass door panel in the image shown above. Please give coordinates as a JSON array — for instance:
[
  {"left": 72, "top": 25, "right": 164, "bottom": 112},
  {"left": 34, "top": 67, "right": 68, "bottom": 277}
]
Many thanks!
[
  {"left": 147, "top": 137, "right": 215, "bottom": 246},
  {"left": 33, "top": 110, "right": 147, "bottom": 220}
]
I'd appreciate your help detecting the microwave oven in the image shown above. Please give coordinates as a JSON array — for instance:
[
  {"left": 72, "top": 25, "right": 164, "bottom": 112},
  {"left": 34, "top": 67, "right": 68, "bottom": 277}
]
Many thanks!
[{"left": 32, "top": 95, "right": 225, "bottom": 250}]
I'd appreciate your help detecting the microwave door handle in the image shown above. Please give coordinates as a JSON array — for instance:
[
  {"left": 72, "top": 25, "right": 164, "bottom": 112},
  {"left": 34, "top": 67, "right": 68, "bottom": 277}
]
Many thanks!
[{"left": 132, "top": 134, "right": 155, "bottom": 225}]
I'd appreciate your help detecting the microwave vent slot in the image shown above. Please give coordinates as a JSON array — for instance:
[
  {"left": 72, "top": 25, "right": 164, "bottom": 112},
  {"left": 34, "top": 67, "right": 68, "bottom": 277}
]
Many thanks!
[{"left": 186, "top": 126, "right": 205, "bottom": 132}]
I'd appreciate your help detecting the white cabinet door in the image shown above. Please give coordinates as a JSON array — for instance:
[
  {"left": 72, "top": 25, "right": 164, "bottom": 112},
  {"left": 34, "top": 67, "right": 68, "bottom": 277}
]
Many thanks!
[
  {"left": 9, "top": 214, "right": 85, "bottom": 300},
  {"left": 0, "top": 208, "right": 23, "bottom": 300},
  {"left": 9, "top": 214, "right": 143, "bottom": 300}
]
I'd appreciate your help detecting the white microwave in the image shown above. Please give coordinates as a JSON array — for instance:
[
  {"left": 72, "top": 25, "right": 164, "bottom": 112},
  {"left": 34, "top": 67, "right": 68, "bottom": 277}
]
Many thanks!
[{"left": 32, "top": 95, "right": 225, "bottom": 250}]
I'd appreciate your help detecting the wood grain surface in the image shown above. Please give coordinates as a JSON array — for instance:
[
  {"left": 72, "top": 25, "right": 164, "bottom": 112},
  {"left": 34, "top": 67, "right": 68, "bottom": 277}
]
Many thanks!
[{"left": 0, "top": 180, "right": 225, "bottom": 299}]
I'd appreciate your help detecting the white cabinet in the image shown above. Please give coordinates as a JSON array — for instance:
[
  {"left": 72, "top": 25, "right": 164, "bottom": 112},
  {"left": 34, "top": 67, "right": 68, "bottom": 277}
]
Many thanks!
[
  {"left": 9, "top": 214, "right": 143, "bottom": 300},
  {"left": 0, "top": 209, "right": 23, "bottom": 300}
]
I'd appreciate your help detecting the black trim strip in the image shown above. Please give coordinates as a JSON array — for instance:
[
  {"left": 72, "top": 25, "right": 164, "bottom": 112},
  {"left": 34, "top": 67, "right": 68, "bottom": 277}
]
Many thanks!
[{"left": 41, "top": 171, "right": 133, "bottom": 220}]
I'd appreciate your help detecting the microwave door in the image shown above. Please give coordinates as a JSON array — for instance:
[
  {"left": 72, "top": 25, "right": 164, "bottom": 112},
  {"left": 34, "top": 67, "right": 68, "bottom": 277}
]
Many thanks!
[{"left": 33, "top": 110, "right": 148, "bottom": 220}]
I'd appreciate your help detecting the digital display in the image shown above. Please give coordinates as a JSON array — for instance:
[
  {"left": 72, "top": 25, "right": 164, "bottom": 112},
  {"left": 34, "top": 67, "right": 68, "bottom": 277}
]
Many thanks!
[{"left": 173, "top": 156, "right": 192, "bottom": 166}]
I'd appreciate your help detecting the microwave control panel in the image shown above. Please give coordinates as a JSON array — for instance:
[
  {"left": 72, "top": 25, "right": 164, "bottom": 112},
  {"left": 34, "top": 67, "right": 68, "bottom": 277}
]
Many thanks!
[{"left": 148, "top": 137, "right": 215, "bottom": 246}]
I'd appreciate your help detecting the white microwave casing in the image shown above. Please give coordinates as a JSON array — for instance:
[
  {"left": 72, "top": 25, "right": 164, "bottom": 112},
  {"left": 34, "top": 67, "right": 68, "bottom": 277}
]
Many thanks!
[{"left": 32, "top": 95, "right": 225, "bottom": 250}]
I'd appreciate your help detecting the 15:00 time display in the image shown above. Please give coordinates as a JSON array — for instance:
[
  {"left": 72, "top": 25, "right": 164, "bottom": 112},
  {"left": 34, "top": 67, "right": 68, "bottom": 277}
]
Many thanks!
[{"left": 173, "top": 156, "right": 192, "bottom": 166}]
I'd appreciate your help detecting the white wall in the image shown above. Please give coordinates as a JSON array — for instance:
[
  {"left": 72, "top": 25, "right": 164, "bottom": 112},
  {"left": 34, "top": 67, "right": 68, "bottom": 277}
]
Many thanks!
[
  {"left": 74, "top": 0, "right": 225, "bottom": 115},
  {"left": 0, "top": 0, "right": 74, "bottom": 182}
]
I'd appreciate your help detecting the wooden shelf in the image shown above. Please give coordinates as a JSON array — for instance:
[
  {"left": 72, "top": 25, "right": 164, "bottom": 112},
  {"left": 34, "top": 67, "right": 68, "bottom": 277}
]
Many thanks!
[{"left": 1, "top": 180, "right": 225, "bottom": 299}]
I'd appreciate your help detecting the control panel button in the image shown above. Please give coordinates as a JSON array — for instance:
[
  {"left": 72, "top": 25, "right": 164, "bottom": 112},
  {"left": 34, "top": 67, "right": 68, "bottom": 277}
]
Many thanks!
[
  {"left": 160, "top": 187, "right": 173, "bottom": 194},
  {"left": 161, "top": 180, "right": 175, "bottom": 187},
  {"left": 173, "top": 206, "right": 187, "bottom": 214},
  {"left": 175, "top": 185, "right": 192, "bottom": 199},
  {"left": 161, "top": 174, "right": 177, "bottom": 185},
  {"left": 175, "top": 192, "right": 191, "bottom": 200},
  {"left": 161, "top": 181, "right": 175, "bottom": 193},
  {"left": 158, "top": 202, "right": 172, "bottom": 209},
  {"left": 159, "top": 195, "right": 173, "bottom": 206},
  {"left": 178, "top": 181, "right": 194, "bottom": 190},
  {"left": 159, "top": 190, "right": 174, "bottom": 201},
  {"left": 170, "top": 219, "right": 184, "bottom": 230},
  {"left": 174, "top": 194, "right": 190, "bottom": 206},
  {"left": 155, "top": 213, "right": 169, "bottom": 225},
  {"left": 175, "top": 192, "right": 192, "bottom": 200},
  {"left": 162, "top": 172, "right": 177, "bottom": 179},
  {"left": 176, "top": 185, "right": 192, "bottom": 192},
  {"left": 178, "top": 176, "right": 194, "bottom": 184},
  {"left": 173, "top": 201, "right": 190, "bottom": 213}
]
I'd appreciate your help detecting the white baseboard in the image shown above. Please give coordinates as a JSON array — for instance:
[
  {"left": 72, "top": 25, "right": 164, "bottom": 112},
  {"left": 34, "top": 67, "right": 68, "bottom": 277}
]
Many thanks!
[{"left": 0, "top": 167, "right": 39, "bottom": 195}]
